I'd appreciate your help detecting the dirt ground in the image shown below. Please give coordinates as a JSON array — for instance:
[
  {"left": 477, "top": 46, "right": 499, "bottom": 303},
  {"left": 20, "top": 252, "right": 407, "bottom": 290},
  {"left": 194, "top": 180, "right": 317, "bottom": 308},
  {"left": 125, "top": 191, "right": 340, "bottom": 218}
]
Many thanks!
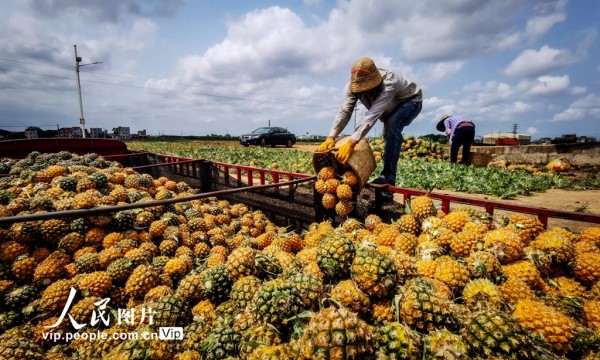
[{"left": 291, "top": 143, "right": 600, "bottom": 232}]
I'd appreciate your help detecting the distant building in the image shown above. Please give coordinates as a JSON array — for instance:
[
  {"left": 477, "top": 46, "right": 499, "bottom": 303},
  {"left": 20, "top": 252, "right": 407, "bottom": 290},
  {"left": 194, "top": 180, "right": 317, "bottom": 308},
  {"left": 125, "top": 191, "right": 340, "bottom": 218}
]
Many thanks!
[
  {"left": 538, "top": 137, "right": 552, "bottom": 144},
  {"left": 138, "top": 129, "right": 146, "bottom": 136},
  {"left": 483, "top": 132, "right": 531, "bottom": 145},
  {"left": 114, "top": 126, "right": 131, "bottom": 139},
  {"left": 562, "top": 134, "right": 577, "bottom": 141},
  {"left": 89, "top": 128, "right": 106, "bottom": 138},
  {"left": 24, "top": 129, "right": 38, "bottom": 139},
  {"left": 578, "top": 136, "right": 596, "bottom": 143}
]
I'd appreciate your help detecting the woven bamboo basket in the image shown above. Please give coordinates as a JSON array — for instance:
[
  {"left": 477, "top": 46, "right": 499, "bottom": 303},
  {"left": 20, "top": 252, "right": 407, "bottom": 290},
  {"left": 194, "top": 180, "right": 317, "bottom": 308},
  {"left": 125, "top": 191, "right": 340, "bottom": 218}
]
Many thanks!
[{"left": 312, "top": 136, "right": 376, "bottom": 192}]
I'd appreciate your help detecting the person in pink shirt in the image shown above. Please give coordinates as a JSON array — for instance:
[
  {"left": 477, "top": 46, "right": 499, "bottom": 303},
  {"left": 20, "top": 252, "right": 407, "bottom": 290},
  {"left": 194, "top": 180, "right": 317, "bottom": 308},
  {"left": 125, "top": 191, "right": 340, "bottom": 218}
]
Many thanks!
[{"left": 437, "top": 115, "right": 476, "bottom": 165}]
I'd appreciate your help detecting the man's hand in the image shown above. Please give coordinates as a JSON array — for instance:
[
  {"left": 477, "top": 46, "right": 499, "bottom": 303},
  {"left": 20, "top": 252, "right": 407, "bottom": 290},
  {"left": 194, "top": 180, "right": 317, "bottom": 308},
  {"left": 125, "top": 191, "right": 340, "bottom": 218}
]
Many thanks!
[
  {"left": 335, "top": 140, "right": 356, "bottom": 164},
  {"left": 317, "top": 137, "right": 336, "bottom": 152}
]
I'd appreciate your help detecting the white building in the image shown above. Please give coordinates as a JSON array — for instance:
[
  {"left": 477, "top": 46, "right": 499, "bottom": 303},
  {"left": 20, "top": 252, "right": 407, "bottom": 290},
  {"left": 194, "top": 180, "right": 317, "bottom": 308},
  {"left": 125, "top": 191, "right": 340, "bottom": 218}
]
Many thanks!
[{"left": 24, "top": 129, "right": 38, "bottom": 139}]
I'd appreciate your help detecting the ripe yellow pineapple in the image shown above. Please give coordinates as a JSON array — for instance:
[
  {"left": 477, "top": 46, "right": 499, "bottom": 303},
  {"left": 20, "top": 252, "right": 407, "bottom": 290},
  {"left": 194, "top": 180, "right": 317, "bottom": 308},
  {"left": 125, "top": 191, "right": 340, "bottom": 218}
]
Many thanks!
[
  {"left": 335, "top": 200, "right": 353, "bottom": 216},
  {"left": 503, "top": 214, "right": 544, "bottom": 246},
  {"left": 341, "top": 170, "right": 359, "bottom": 188},
  {"left": 394, "top": 214, "right": 420, "bottom": 235},
  {"left": 513, "top": 299, "right": 577, "bottom": 352},
  {"left": 572, "top": 251, "right": 600, "bottom": 285},
  {"left": 432, "top": 256, "right": 470, "bottom": 291},
  {"left": 442, "top": 210, "right": 470, "bottom": 232},
  {"left": 462, "top": 278, "right": 502, "bottom": 310},
  {"left": 410, "top": 196, "right": 437, "bottom": 222},
  {"left": 498, "top": 276, "right": 536, "bottom": 304},
  {"left": 321, "top": 193, "right": 338, "bottom": 210},
  {"left": 579, "top": 226, "right": 600, "bottom": 243},
  {"left": 330, "top": 279, "right": 371, "bottom": 313},
  {"left": 483, "top": 228, "right": 524, "bottom": 264},
  {"left": 336, "top": 183, "right": 353, "bottom": 200},
  {"left": 502, "top": 259, "right": 545, "bottom": 290},
  {"left": 317, "top": 166, "right": 335, "bottom": 181}
]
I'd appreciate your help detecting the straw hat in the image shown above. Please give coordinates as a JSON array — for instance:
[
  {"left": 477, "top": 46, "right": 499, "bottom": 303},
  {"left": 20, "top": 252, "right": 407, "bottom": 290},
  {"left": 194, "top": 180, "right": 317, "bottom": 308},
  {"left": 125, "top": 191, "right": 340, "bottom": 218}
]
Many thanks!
[
  {"left": 350, "top": 57, "right": 383, "bottom": 93},
  {"left": 436, "top": 115, "right": 450, "bottom": 132}
]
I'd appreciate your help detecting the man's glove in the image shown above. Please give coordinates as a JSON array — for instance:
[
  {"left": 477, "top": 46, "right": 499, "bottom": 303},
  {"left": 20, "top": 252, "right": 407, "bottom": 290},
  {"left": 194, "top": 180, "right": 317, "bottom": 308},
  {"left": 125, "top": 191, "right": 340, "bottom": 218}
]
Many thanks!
[
  {"left": 335, "top": 140, "right": 356, "bottom": 164},
  {"left": 317, "top": 137, "right": 336, "bottom": 152}
]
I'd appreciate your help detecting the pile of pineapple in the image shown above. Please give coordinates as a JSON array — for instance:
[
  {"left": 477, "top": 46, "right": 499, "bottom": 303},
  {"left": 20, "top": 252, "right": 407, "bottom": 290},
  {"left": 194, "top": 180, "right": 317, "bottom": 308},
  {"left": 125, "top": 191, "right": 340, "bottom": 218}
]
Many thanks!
[
  {"left": 314, "top": 167, "right": 359, "bottom": 216},
  {"left": 0, "top": 151, "right": 600, "bottom": 359},
  {"left": 370, "top": 136, "right": 449, "bottom": 163}
]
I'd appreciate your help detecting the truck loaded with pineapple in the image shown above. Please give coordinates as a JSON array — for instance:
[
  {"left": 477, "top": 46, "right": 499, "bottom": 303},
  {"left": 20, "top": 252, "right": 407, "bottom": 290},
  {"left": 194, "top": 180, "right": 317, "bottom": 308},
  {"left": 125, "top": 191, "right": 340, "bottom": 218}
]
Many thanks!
[{"left": 0, "top": 150, "right": 599, "bottom": 359}]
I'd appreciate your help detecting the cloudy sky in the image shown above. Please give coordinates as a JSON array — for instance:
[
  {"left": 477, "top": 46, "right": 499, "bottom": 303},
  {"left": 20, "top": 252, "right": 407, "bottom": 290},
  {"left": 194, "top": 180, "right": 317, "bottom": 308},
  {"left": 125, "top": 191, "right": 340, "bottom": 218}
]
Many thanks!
[{"left": 0, "top": 0, "right": 598, "bottom": 140}]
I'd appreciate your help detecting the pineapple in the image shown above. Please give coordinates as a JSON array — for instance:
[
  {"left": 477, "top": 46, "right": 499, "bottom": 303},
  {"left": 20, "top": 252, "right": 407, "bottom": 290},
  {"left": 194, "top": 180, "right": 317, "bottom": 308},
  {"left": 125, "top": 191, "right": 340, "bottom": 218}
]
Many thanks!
[
  {"left": 497, "top": 276, "right": 536, "bottom": 304},
  {"left": 330, "top": 279, "right": 371, "bottom": 313},
  {"left": 350, "top": 246, "right": 397, "bottom": 299},
  {"left": 432, "top": 256, "right": 470, "bottom": 292},
  {"left": 317, "top": 167, "right": 335, "bottom": 181},
  {"left": 533, "top": 230, "right": 575, "bottom": 264},
  {"left": 33, "top": 251, "right": 69, "bottom": 286},
  {"left": 483, "top": 228, "right": 524, "bottom": 264},
  {"left": 572, "top": 251, "right": 600, "bottom": 285},
  {"left": 387, "top": 250, "right": 417, "bottom": 284},
  {"left": 335, "top": 200, "right": 354, "bottom": 216},
  {"left": 443, "top": 210, "right": 470, "bottom": 232},
  {"left": 461, "top": 309, "right": 536, "bottom": 358},
  {"left": 230, "top": 275, "right": 263, "bottom": 310},
  {"left": 299, "top": 306, "right": 373, "bottom": 359},
  {"left": 78, "top": 271, "right": 112, "bottom": 297},
  {"left": 145, "top": 285, "right": 174, "bottom": 302},
  {"left": 124, "top": 264, "right": 159, "bottom": 299},
  {"left": 580, "top": 227, "right": 600, "bottom": 243},
  {"left": 200, "top": 319, "right": 242, "bottom": 360},
  {"left": 503, "top": 214, "right": 544, "bottom": 246},
  {"left": 253, "top": 279, "right": 303, "bottom": 330},
  {"left": 287, "top": 272, "right": 324, "bottom": 310},
  {"left": 394, "top": 214, "right": 419, "bottom": 235},
  {"left": 364, "top": 214, "right": 382, "bottom": 232},
  {"left": 502, "top": 259, "right": 545, "bottom": 290},
  {"left": 410, "top": 196, "right": 437, "bottom": 222},
  {"left": 341, "top": 170, "right": 359, "bottom": 187},
  {"left": 199, "top": 264, "right": 232, "bottom": 305},
  {"left": 40, "top": 219, "right": 70, "bottom": 244},
  {"left": 461, "top": 278, "right": 502, "bottom": 310},
  {"left": 153, "top": 294, "right": 191, "bottom": 327},
  {"left": 321, "top": 193, "right": 338, "bottom": 210},
  {"left": 11, "top": 255, "right": 36, "bottom": 283},
  {"left": 449, "top": 229, "right": 481, "bottom": 258},
  {"left": 336, "top": 183, "right": 353, "bottom": 200},
  {"left": 375, "top": 321, "right": 422, "bottom": 359},
  {"left": 239, "top": 324, "right": 283, "bottom": 359},
  {"left": 513, "top": 299, "right": 577, "bottom": 352},
  {"left": 400, "top": 279, "right": 457, "bottom": 332},
  {"left": 423, "top": 329, "right": 469, "bottom": 359},
  {"left": 316, "top": 233, "right": 355, "bottom": 280},
  {"left": 466, "top": 251, "right": 502, "bottom": 280},
  {"left": 393, "top": 232, "right": 418, "bottom": 256}
]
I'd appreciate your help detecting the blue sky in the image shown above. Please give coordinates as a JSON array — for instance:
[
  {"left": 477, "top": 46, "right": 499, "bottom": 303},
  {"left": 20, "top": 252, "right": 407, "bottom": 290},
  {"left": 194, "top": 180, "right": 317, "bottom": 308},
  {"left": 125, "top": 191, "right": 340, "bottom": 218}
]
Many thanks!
[{"left": 0, "top": 0, "right": 598, "bottom": 140}]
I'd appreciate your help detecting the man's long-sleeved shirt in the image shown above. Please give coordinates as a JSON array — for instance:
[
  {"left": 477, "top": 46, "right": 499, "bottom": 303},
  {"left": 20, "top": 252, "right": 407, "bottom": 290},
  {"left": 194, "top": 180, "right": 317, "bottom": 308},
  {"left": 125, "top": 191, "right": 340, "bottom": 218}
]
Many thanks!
[
  {"left": 443, "top": 115, "right": 473, "bottom": 143},
  {"left": 329, "top": 69, "right": 422, "bottom": 142}
]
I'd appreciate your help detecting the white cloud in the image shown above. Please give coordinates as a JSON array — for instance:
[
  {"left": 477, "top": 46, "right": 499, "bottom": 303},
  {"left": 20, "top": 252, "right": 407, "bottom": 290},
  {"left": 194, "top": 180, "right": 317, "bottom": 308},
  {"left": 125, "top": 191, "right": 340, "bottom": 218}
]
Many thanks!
[
  {"left": 504, "top": 46, "right": 577, "bottom": 78},
  {"left": 526, "top": 127, "right": 539, "bottom": 135},
  {"left": 526, "top": 75, "right": 571, "bottom": 96},
  {"left": 552, "top": 93, "right": 600, "bottom": 122},
  {"left": 524, "top": 0, "right": 567, "bottom": 39}
]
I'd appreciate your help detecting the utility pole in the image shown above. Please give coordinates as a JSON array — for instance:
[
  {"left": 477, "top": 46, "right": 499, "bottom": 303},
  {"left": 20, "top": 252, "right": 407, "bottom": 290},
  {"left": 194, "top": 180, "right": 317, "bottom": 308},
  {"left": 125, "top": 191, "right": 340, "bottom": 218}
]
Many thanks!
[{"left": 74, "top": 45, "right": 102, "bottom": 139}]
